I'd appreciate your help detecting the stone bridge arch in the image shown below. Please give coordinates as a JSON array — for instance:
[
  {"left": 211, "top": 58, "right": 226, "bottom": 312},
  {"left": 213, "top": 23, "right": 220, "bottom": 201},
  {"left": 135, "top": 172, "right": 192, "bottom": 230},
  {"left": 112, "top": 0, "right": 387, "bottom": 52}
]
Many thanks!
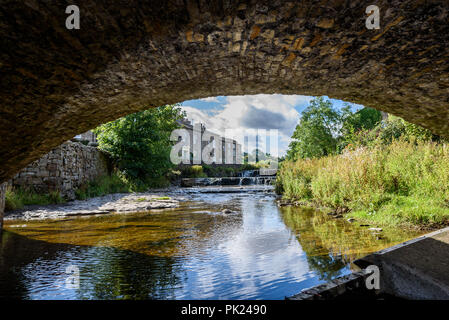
[{"left": 1, "top": 0, "right": 448, "bottom": 182}]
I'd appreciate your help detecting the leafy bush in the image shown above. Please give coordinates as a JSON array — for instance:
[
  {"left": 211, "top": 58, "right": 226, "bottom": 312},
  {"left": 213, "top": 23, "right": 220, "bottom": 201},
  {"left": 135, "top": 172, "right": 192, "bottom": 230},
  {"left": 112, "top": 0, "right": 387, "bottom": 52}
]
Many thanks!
[
  {"left": 94, "top": 104, "right": 185, "bottom": 185},
  {"left": 180, "top": 165, "right": 207, "bottom": 178}
]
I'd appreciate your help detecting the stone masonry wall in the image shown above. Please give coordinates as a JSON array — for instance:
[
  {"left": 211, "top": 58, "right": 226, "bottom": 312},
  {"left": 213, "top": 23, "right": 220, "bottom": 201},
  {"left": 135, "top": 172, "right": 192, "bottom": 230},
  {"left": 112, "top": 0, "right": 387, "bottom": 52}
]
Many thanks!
[{"left": 10, "top": 141, "right": 109, "bottom": 200}]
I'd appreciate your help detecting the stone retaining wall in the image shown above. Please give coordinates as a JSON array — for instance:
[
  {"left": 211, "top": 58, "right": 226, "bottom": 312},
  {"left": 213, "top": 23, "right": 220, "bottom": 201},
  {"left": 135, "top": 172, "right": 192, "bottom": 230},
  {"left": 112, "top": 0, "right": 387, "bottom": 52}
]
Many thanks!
[{"left": 9, "top": 141, "right": 110, "bottom": 200}]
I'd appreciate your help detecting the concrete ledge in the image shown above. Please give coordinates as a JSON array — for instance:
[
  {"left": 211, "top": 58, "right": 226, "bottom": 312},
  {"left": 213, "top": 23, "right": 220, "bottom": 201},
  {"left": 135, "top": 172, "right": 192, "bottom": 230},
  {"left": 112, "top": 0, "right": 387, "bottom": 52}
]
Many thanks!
[
  {"left": 354, "top": 227, "right": 449, "bottom": 300},
  {"left": 288, "top": 227, "right": 449, "bottom": 300},
  {"left": 286, "top": 270, "right": 379, "bottom": 300}
]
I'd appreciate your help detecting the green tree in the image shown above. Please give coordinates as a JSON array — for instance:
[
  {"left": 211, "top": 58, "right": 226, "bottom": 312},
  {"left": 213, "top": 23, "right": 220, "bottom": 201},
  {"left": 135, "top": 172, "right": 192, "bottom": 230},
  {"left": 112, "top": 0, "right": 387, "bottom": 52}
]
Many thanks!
[
  {"left": 338, "top": 113, "right": 444, "bottom": 150},
  {"left": 339, "top": 106, "right": 382, "bottom": 151},
  {"left": 94, "top": 105, "right": 185, "bottom": 185},
  {"left": 377, "top": 115, "right": 444, "bottom": 144},
  {"left": 287, "top": 97, "right": 341, "bottom": 160},
  {"left": 341, "top": 106, "right": 382, "bottom": 135}
]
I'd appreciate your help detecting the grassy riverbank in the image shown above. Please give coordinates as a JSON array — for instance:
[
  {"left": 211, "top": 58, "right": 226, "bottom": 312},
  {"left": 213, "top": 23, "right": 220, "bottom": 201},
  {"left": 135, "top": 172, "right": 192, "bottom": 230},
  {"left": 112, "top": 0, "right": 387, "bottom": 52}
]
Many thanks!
[{"left": 276, "top": 140, "right": 449, "bottom": 229}]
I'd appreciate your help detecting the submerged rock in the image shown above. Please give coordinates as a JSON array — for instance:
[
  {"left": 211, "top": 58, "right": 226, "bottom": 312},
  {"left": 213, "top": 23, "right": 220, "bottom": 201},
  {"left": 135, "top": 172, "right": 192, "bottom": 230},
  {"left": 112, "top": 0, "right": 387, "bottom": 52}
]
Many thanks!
[
  {"left": 277, "top": 200, "right": 292, "bottom": 206},
  {"left": 329, "top": 207, "right": 350, "bottom": 216}
]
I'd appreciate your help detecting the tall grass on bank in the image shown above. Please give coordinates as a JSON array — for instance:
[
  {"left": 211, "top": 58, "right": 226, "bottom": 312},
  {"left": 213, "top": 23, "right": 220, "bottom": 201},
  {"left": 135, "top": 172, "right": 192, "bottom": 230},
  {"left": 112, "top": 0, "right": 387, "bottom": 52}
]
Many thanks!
[
  {"left": 276, "top": 140, "right": 449, "bottom": 228},
  {"left": 5, "top": 187, "right": 64, "bottom": 211},
  {"left": 74, "top": 173, "right": 132, "bottom": 200}
]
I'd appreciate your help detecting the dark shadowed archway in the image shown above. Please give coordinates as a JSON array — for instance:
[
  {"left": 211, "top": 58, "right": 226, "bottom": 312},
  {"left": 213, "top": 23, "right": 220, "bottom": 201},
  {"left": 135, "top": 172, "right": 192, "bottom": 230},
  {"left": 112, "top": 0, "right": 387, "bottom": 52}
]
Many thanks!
[{"left": 1, "top": 0, "right": 448, "bottom": 182}]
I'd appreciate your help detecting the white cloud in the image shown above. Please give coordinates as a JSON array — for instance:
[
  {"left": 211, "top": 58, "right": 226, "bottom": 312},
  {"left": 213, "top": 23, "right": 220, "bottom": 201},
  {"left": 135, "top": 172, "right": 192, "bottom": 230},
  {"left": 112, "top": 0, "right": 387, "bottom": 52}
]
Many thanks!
[
  {"left": 181, "top": 106, "right": 211, "bottom": 125},
  {"left": 199, "top": 97, "right": 220, "bottom": 103},
  {"left": 181, "top": 94, "right": 312, "bottom": 156}
]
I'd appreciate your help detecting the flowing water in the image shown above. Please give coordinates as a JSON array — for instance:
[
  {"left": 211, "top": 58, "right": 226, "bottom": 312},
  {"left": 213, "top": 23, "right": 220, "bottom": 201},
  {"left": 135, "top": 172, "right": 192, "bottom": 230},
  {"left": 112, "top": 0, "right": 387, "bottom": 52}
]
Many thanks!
[{"left": 0, "top": 186, "right": 422, "bottom": 300}]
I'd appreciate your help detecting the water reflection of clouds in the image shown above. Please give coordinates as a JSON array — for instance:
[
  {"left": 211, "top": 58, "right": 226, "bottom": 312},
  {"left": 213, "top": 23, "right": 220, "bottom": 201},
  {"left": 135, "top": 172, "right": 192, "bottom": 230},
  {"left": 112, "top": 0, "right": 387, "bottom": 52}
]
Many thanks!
[{"left": 177, "top": 194, "right": 316, "bottom": 299}]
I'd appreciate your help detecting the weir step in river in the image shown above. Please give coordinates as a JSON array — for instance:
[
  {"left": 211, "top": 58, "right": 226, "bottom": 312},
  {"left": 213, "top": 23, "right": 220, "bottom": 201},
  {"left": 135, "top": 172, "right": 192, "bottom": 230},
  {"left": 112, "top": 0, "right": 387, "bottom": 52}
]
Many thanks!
[
  {"left": 181, "top": 176, "right": 276, "bottom": 187},
  {"left": 181, "top": 169, "right": 277, "bottom": 187}
]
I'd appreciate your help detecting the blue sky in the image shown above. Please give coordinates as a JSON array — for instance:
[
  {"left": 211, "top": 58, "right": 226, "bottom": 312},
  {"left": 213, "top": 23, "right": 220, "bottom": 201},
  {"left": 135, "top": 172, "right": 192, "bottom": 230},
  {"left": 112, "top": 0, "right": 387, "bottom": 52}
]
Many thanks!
[{"left": 180, "top": 95, "right": 364, "bottom": 156}]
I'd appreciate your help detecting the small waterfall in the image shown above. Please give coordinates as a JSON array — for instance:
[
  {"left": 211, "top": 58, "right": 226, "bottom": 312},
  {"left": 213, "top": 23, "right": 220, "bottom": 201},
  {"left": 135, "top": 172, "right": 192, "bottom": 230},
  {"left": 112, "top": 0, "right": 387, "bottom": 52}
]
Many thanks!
[{"left": 182, "top": 169, "right": 276, "bottom": 187}]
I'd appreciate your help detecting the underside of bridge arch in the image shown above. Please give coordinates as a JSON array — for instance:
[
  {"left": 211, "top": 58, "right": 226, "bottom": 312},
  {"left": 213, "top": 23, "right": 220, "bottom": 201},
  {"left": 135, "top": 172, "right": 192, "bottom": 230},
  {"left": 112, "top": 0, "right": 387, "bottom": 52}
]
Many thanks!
[{"left": 0, "top": 0, "right": 448, "bottom": 182}]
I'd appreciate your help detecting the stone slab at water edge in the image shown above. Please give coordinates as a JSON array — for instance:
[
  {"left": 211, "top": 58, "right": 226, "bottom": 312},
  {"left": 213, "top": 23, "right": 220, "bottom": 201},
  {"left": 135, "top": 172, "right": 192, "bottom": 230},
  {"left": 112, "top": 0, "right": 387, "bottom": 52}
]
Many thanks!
[{"left": 5, "top": 192, "right": 182, "bottom": 221}]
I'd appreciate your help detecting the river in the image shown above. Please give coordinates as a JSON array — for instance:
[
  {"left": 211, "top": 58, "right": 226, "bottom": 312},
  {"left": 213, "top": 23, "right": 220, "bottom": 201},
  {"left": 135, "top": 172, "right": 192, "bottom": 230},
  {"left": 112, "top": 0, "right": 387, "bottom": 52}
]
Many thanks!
[{"left": 0, "top": 186, "right": 422, "bottom": 299}]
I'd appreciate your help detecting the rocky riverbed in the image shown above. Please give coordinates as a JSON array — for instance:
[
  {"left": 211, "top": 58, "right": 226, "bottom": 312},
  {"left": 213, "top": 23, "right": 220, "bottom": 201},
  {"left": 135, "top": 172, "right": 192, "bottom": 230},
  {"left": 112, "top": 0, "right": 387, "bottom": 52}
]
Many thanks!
[
  {"left": 4, "top": 185, "right": 275, "bottom": 221},
  {"left": 5, "top": 192, "right": 182, "bottom": 221}
]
